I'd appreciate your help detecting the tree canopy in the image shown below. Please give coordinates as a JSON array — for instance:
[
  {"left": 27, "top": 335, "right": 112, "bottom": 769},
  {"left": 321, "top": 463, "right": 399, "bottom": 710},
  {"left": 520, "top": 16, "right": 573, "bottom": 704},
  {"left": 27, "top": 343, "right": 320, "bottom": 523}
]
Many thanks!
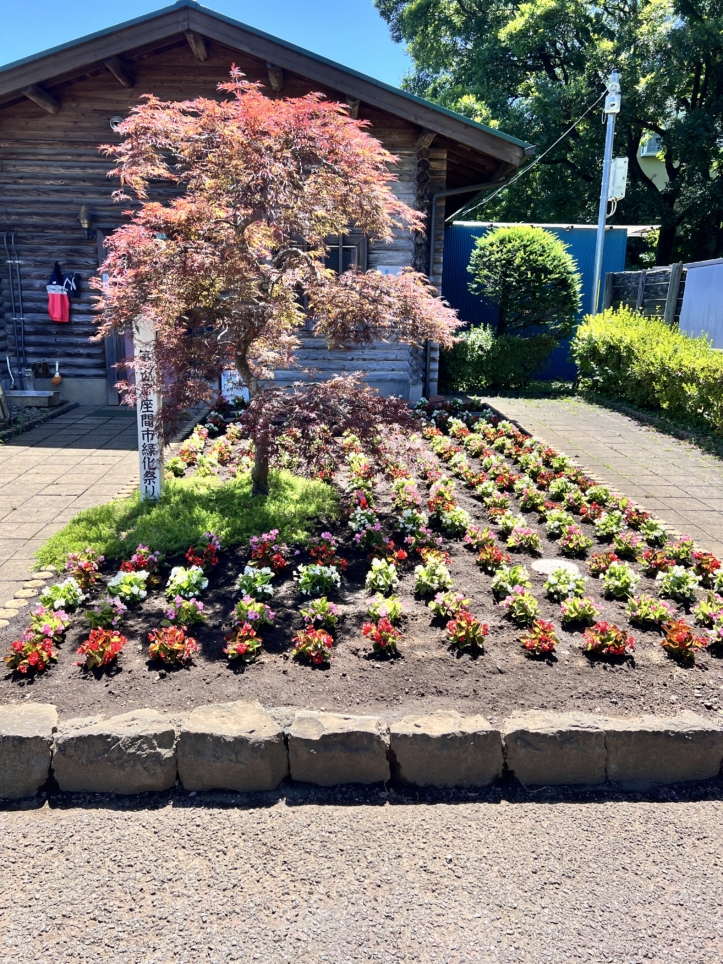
[
  {"left": 93, "top": 71, "right": 460, "bottom": 492},
  {"left": 468, "top": 226, "right": 582, "bottom": 336},
  {"left": 375, "top": 0, "right": 723, "bottom": 263}
]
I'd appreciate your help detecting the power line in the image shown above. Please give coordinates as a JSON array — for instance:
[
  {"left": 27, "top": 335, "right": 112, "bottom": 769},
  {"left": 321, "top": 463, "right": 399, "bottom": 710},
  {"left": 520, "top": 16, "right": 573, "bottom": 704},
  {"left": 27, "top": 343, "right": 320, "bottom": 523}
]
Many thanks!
[{"left": 451, "top": 88, "right": 608, "bottom": 222}]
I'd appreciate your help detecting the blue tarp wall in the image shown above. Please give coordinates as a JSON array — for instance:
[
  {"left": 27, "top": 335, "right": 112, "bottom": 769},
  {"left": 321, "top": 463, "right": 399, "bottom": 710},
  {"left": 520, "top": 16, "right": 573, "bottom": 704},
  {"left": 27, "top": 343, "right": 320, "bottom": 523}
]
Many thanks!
[{"left": 441, "top": 222, "right": 628, "bottom": 380}]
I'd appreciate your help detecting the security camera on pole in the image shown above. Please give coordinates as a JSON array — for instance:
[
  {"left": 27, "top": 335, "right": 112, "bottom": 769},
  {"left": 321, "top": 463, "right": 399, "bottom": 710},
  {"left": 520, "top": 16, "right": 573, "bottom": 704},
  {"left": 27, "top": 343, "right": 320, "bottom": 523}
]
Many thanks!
[{"left": 590, "top": 70, "right": 622, "bottom": 314}]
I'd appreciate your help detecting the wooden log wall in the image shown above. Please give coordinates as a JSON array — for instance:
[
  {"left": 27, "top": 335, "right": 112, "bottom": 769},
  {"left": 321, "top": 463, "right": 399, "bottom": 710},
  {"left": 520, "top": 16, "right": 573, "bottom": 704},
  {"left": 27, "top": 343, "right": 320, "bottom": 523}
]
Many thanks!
[
  {"left": 0, "top": 38, "right": 447, "bottom": 396},
  {"left": 603, "top": 265, "right": 686, "bottom": 325}
]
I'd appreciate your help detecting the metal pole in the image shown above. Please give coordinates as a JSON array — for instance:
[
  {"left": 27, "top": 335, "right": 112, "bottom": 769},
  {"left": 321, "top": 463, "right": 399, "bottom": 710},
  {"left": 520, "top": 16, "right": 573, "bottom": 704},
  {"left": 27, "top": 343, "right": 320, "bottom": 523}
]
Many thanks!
[{"left": 591, "top": 70, "right": 621, "bottom": 315}]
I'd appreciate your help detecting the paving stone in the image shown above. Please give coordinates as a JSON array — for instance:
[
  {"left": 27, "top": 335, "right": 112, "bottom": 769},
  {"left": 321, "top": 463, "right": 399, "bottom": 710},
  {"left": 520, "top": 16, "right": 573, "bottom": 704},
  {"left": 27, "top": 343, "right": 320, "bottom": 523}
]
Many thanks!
[
  {"left": 0, "top": 608, "right": 19, "bottom": 619},
  {"left": 178, "top": 701, "right": 288, "bottom": 792},
  {"left": 23, "top": 579, "right": 47, "bottom": 588},
  {"left": 3, "top": 598, "right": 28, "bottom": 609},
  {"left": 0, "top": 703, "right": 57, "bottom": 799},
  {"left": 531, "top": 559, "right": 581, "bottom": 576},
  {"left": 53, "top": 709, "right": 177, "bottom": 794},
  {"left": 0, "top": 620, "right": 8, "bottom": 628},
  {"left": 288, "top": 710, "right": 389, "bottom": 786},
  {"left": 13, "top": 588, "right": 38, "bottom": 598},
  {"left": 605, "top": 712, "right": 723, "bottom": 786},
  {"left": 390, "top": 710, "right": 503, "bottom": 788},
  {"left": 503, "top": 712, "right": 607, "bottom": 786}
]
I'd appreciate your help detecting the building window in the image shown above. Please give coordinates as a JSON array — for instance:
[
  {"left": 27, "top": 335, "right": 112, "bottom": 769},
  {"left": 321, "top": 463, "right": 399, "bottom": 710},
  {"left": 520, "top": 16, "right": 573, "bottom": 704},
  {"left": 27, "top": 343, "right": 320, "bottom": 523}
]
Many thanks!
[{"left": 324, "top": 233, "right": 368, "bottom": 273}]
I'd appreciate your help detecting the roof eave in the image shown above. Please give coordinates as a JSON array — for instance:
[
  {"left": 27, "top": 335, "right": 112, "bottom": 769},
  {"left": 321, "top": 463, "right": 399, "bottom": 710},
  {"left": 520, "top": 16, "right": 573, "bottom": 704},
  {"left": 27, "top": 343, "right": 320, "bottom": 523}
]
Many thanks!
[{"left": 0, "top": 0, "right": 528, "bottom": 168}]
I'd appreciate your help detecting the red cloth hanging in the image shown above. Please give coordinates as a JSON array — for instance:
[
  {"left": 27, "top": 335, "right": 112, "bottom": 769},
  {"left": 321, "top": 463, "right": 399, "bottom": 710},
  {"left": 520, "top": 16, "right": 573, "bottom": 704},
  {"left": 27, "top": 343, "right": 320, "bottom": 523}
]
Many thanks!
[{"left": 47, "top": 262, "right": 70, "bottom": 323}]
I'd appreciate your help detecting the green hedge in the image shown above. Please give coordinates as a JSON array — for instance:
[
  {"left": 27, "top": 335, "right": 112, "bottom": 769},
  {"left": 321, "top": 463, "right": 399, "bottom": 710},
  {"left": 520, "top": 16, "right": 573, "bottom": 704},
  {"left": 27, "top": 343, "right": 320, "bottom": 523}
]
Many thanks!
[
  {"left": 439, "top": 325, "right": 557, "bottom": 392},
  {"left": 571, "top": 307, "right": 723, "bottom": 432}
]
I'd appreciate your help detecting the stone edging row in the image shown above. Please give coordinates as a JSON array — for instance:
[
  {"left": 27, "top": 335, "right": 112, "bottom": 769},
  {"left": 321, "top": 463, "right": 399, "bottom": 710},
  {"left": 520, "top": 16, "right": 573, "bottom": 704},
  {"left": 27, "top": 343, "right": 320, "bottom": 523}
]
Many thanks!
[{"left": 2, "top": 702, "right": 722, "bottom": 801}]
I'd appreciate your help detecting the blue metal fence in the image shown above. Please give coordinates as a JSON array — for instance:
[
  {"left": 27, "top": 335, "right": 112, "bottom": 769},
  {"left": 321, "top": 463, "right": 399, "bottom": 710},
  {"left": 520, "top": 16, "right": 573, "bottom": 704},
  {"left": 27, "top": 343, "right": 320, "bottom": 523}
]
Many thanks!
[{"left": 441, "top": 222, "right": 628, "bottom": 380}]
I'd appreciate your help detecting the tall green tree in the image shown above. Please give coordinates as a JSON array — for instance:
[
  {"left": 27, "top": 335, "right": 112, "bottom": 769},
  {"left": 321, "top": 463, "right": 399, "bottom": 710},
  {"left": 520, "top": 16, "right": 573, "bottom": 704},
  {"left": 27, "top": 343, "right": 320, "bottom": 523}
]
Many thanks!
[{"left": 375, "top": 0, "right": 723, "bottom": 263}]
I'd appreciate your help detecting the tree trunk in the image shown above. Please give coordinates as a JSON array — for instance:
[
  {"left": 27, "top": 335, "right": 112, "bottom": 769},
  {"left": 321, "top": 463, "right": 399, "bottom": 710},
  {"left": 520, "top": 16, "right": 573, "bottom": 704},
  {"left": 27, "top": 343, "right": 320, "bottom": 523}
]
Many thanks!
[
  {"left": 234, "top": 352, "right": 270, "bottom": 497},
  {"left": 656, "top": 221, "right": 677, "bottom": 266},
  {"left": 252, "top": 444, "right": 270, "bottom": 496}
]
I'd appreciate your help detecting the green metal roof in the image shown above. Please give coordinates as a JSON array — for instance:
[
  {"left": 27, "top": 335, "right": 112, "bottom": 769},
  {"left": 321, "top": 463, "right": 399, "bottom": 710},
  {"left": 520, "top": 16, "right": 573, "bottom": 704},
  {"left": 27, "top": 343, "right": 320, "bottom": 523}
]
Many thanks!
[{"left": 0, "top": 0, "right": 530, "bottom": 152}]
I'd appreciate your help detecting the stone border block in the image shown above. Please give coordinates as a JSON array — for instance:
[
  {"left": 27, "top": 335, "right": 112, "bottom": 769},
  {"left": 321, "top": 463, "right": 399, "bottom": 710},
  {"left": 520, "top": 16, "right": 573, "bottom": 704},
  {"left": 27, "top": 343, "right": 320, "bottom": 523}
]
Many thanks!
[
  {"left": 605, "top": 712, "right": 723, "bottom": 786},
  {"left": 0, "top": 703, "right": 57, "bottom": 799},
  {"left": 288, "top": 711, "right": 389, "bottom": 786},
  {"left": 178, "top": 701, "right": 288, "bottom": 792},
  {"left": 53, "top": 709, "right": 176, "bottom": 794},
  {"left": 503, "top": 712, "right": 606, "bottom": 786},
  {"left": 390, "top": 710, "right": 503, "bottom": 788}
]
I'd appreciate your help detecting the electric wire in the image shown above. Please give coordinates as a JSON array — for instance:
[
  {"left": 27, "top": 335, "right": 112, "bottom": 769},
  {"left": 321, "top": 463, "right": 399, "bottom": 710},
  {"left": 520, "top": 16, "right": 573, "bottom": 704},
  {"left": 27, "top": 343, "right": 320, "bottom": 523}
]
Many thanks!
[{"left": 452, "top": 88, "right": 608, "bottom": 222}]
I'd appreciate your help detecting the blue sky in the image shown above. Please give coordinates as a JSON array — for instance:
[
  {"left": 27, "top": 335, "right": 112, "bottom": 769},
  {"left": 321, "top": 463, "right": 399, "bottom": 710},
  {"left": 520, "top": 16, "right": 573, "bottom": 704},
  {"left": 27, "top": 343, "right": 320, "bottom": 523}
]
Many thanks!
[{"left": 0, "top": 0, "right": 411, "bottom": 87}]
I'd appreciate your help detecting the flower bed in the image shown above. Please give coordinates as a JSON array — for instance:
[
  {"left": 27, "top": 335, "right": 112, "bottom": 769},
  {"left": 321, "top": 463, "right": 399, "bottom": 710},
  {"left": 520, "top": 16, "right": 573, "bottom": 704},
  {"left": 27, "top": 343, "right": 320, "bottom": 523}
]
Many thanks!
[{"left": 2, "top": 400, "right": 722, "bottom": 721}]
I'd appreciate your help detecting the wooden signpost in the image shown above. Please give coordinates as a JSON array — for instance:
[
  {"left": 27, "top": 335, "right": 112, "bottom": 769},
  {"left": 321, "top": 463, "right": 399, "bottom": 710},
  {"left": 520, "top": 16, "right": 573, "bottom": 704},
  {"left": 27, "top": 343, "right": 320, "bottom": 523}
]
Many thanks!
[{"left": 133, "top": 317, "right": 164, "bottom": 501}]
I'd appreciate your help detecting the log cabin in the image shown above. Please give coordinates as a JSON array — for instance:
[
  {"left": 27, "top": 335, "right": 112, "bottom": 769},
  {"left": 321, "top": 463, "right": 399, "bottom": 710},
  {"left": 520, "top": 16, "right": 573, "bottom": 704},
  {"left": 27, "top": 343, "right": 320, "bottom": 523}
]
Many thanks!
[{"left": 0, "top": 0, "right": 530, "bottom": 406}]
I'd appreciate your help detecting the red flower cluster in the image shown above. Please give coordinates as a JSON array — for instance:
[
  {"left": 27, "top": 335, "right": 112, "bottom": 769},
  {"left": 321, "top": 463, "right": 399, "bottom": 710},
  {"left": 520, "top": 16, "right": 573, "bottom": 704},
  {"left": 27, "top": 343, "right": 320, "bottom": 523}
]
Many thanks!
[
  {"left": 293, "top": 627, "right": 333, "bottom": 665},
  {"left": 582, "top": 622, "right": 635, "bottom": 657},
  {"left": 579, "top": 501, "right": 605, "bottom": 522},
  {"left": 309, "top": 533, "right": 347, "bottom": 572},
  {"left": 660, "top": 619, "right": 708, "bottom": 659},
  {"left": 476, "top": 544, "right": 511, "bottom": 573},
  {"left": 588, "top": 551, "right": 620, "bottom": 577},
  {"left": 186, "top": 532, "right": 221, "bottom": 570},
  {"left": 76, "top": 628, "right": 127, "bottom": 669},
  {"left": 147, "top": 626, "right": 199, "bottom": 664},
  {"left": 4, "top": 631, "right": 56, "bottom": 674},
  {"left": 224, "top": 622, "right": 262, "bottom": 661},
  {"left": 249, "top": 528, "right": 290, "bottom": 571},
  {"left": 446, "top": 610, "right": 488, "bottom": 649},
  {"left": 370, "top": 538, "right": 408, "bottom": 566},
  {"left": 120, "top": 543, "right": 161, "bottom": 574},
  {"left": 641, "top": 548, "right": 674, "bottom": 575},
  {"left": 520, "top": 619, "right": 558, "bottom": 655},
  {"left": 692, "top": 551, "right": 721, "bottom": 585},
  {"left": 362, "top": 617, "right": 401, "bottom": 654}
]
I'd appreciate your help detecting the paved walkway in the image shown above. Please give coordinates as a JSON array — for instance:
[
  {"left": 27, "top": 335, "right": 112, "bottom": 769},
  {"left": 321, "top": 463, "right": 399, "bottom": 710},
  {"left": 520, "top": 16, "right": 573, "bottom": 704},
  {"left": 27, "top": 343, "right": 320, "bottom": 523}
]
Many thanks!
[
  {"left": 0, "top": 407, "right": 139, "bottom": 616},
  {"left": 484, "top": 396, "right": 723, "bottom": 556}
]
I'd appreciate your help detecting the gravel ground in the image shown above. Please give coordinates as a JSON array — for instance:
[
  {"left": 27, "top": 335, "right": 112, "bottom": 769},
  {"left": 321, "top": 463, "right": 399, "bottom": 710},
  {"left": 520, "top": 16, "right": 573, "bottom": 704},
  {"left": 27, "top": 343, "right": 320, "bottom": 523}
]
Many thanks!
[{"left": 2, "top": 786, "right": 722, "bottom": 964}]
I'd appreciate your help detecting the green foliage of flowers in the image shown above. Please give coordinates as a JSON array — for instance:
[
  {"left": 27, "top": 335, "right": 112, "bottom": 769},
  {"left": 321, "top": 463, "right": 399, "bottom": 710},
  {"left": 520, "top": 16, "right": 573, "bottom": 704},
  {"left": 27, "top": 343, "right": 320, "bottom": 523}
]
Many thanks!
[
  {"left": 365, "top": 558, "right": 400, "bottom": 596},
  {"left": 414, "top": 555, "right": 454, "bottom": 595},
  {"left": 694, "top": 590, "right": 723, "bottom": 627},
  {"left": 613, "top": 532, "right": 642, "bottom": 560},
  {"left": 547, "top": 477, "right": 574, "bottom": 501},
  {"left": 39, "top": 577, "right": 87, "bottom": 612},
  {"left": 501, "top": 587, "right": 539, "bottom": 626},
  {"left": 233, "top": 595, "right": 274, "bottom": 628},
  {"left": 491, "top": 564, "right": 531, "bottom": 599},
  {"left": 585, "top": 485, "right": 611, "bottom": 506},
  {"left": 497, "top": 511, "right": 525, "bottom": 537},
  {"left": 428, "top": 590, "right": 470, "bottom": 619},
  {"left": 594, "top": 510, "right": 626, "bottom": 540},
  {"left": 438, "top": 505, "right": 473, "bottom": 536},
  {"left": 626, "top": 594, "right": 675, "bottom": 627},
  {"left": 560, "top": 596, "right": 600, "bottom": 626},
  {"left": 366, "top": 594, "right": 405, "bottom": 626},
  {"left": 558, "top": 524, "right": 593, "bottom": 557},
  {"left": 165, "top": 565, "right": 209, "bottom": 600},
  {"left": 36, "top": 471, "right": 337, "bottom": 568},
  {"left": 544, "top": 508, "right": 575, "bottom": 538},
  {"left": 601, "top": 562, "right": 640, "bottom": 600},
  {"left": 236, "top": 565, "right": 275, "bottom": 601},
  {"left": 506, "top": 526, "right": 543, "bottom": 555},
  {"left": 656, "top": 565, "right": 700, "bottom": 603},
  {"left": 300, "top": 596, "right": 340, "bottom": 629},
  {"left": 543, "top": 567, "right": 587, "bottom": 601},
  {"left": 641, "top": 519, "right": 668, "bottom": 547},
  {"left": 106, "top": 570, "right": 149, "bottom": 605},
  {"left": 294, "top": 563, "right": 342, "bottom": 597}
]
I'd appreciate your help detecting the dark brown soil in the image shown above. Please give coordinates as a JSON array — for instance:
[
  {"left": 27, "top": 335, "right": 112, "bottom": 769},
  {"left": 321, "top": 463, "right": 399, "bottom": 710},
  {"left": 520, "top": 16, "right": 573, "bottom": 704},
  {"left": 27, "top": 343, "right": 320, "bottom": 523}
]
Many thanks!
[{"left": 2, "top": 429, "right": 723, "bottom": 723}]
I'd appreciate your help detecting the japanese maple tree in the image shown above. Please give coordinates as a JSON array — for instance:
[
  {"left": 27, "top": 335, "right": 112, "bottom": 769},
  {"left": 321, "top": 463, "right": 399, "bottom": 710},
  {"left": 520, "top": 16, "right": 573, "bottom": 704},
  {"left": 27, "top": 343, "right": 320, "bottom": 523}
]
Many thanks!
[{"left": 93, "top": 70, "right": 460, "bottom": 492}]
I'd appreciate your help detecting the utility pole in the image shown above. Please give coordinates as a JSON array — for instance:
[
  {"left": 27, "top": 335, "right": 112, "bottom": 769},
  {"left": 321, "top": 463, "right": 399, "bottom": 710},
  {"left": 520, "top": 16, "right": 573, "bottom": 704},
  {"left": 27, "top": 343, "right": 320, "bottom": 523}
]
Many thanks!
[{"left": 591, "top": 69, "right": 621, "bottom": 314}]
